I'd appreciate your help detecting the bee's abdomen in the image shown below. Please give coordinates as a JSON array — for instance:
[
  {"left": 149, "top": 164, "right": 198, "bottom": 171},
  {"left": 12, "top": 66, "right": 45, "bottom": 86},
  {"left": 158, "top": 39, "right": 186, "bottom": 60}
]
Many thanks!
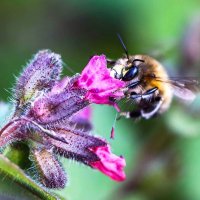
[
  {"left": 159, "top": 84, "right": 173, "bottom": 114},
  {"left": 153, "top": 65, "right": 173, "bottom": 114},
  {"left": 145, "top": 58, "right": 173, "bottom": 114}
]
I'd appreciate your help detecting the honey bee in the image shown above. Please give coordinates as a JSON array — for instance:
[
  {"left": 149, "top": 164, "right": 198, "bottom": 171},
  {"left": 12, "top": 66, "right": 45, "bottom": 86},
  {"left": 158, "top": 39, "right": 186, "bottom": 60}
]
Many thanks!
[{"left": 108, "top": 36, "right": 199, "bottom": 119}]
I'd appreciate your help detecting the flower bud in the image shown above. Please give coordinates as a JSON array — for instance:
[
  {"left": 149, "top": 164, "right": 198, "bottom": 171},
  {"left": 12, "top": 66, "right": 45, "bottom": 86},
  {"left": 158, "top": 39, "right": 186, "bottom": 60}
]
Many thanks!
[
  {"left": 15, "top": 50, "right": 62, "bottom": 115},
  {"left": 31, "top": 148, "right": 66, "bottom": 189}
]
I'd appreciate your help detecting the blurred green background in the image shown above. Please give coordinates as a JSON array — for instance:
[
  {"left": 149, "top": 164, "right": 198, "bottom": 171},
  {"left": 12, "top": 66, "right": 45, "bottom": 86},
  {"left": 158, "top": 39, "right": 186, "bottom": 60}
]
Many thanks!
[{"left": 1, "top": 0, "right": 200, "bottom": 200}]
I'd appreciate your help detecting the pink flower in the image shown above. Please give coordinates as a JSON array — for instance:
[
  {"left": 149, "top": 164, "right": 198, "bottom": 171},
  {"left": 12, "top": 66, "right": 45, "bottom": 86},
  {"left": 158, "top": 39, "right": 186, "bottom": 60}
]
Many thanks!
[
  {"left": 89, "top": 145, "right": 126, "bottom": 182},
  {"left": 0, "top": 51, "right": 126, "bottom": 188},
  {"left": 76, "top": 55, "right": 125, "bottom": 106},
  {"left": 72, "top": 106, "right": 92, "bottom": 121}
]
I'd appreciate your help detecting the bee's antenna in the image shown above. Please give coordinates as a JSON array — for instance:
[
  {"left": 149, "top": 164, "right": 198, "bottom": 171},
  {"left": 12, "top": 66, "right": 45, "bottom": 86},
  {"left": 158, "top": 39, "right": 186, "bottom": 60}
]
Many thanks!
[{"left": 117, "top": 33, "right": 129, "bottom": 59}]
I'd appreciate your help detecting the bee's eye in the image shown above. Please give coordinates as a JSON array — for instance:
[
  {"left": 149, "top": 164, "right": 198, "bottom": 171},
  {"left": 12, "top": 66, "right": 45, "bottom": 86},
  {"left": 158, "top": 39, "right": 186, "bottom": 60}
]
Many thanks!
[{"left": 122, "top": 66, "right": 138, "bottom": 81}]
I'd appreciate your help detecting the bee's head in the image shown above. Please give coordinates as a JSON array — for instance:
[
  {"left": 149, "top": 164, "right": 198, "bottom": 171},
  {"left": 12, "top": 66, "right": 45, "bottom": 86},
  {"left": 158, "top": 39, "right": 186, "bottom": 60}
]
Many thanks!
[
  {"left": 109, "top": 34, "right": 145, "bottom": 82},
  {"left": 109, "top": 58, "right": 127, "bottom": 80}
]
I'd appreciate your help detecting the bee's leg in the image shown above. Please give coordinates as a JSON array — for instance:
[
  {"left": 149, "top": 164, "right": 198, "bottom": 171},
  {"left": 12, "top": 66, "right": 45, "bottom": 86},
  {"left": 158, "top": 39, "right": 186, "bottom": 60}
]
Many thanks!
[
  {"left": 140, "top": 96, "right": 163, "bottom": 119},
  {"left": 118, "top": 99, "right": 162, "bottom": 120},
  {"left": 129, "top": 87, "right": 158, "bottom": 101},
  {"left": 121, "top": 88, "right": 160, "bottom": 120},
  {"left": 117, "top": 110, "right": 141, "bottom": 120},
  {"left": 119, "top": 87, "right": 160, "bottom": 120},
  {"left": 141, "top": 87, "right": 158, "bottom": 99},
  {"left": 127, "top": 81, "right": 141, "bottom": 89},
  {"left": 123, "top": 81, "right": 141, "bottom": 97},
  {"left": 120, "top": 96, "right": 162, "bottom": 120}
]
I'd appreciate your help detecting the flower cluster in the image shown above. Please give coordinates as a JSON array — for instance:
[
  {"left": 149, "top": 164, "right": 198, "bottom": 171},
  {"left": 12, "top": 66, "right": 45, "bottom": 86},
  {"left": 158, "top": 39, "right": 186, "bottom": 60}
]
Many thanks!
[{"left": 0, "top": 50, "right": 126, "bottom": 188}]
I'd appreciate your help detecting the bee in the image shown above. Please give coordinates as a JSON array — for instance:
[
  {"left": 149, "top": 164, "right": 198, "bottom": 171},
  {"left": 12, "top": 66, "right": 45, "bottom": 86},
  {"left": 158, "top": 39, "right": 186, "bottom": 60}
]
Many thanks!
[{"left": 108, "top": 35, "right": 199, "bottom": 120}]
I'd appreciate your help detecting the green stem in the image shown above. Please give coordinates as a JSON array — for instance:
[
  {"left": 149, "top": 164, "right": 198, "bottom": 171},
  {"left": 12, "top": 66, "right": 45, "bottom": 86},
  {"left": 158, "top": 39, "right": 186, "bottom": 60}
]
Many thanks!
[{"left": 0, "top": 154, "right": 65, "bottom": 200}]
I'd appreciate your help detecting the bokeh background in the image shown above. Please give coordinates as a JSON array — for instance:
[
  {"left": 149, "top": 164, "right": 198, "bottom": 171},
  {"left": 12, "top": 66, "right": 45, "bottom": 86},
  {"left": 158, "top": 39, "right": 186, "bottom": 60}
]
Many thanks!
[{"left": 1, "top": 0, "right": 200, "bottom": 200}]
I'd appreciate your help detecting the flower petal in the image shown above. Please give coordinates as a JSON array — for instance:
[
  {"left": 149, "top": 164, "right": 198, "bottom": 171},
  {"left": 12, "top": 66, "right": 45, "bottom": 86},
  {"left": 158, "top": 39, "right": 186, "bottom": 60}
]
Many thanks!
[
  {"left": 73, "top": 106, "right": 92, "bottom": 120},
  {"left": 76, "top": 55, "right": 125, "bottom": 105},
  {"left": 70, "top": 106, "right": 93, "bottom": 131},
  {"left": 89, "top": 145, "right": 126, "bottom": 182},
  {"left": 50, "top": 76, "right": 70, "bottom": 94}
]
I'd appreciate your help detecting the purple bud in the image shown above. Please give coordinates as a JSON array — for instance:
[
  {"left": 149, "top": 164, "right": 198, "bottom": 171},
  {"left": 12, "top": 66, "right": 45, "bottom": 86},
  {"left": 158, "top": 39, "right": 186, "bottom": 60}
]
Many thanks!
[
  {"left": 32, "top": 85, "right": 89, "bottom": 125},
  {"left": 14, "top": 50, "right": 63, "bottom": 112},
  {"left": 48, "top": 124, "right": 106, "bottom": 165},
  {"left": 31, "top": 148, "right": 66, "bottom": 189}
]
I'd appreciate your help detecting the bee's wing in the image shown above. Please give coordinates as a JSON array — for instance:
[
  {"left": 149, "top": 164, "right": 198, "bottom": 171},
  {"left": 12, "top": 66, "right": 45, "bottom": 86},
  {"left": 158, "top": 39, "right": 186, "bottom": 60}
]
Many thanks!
[{"left": 155, "top": 77, "right": 200, "bottom": 101}]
